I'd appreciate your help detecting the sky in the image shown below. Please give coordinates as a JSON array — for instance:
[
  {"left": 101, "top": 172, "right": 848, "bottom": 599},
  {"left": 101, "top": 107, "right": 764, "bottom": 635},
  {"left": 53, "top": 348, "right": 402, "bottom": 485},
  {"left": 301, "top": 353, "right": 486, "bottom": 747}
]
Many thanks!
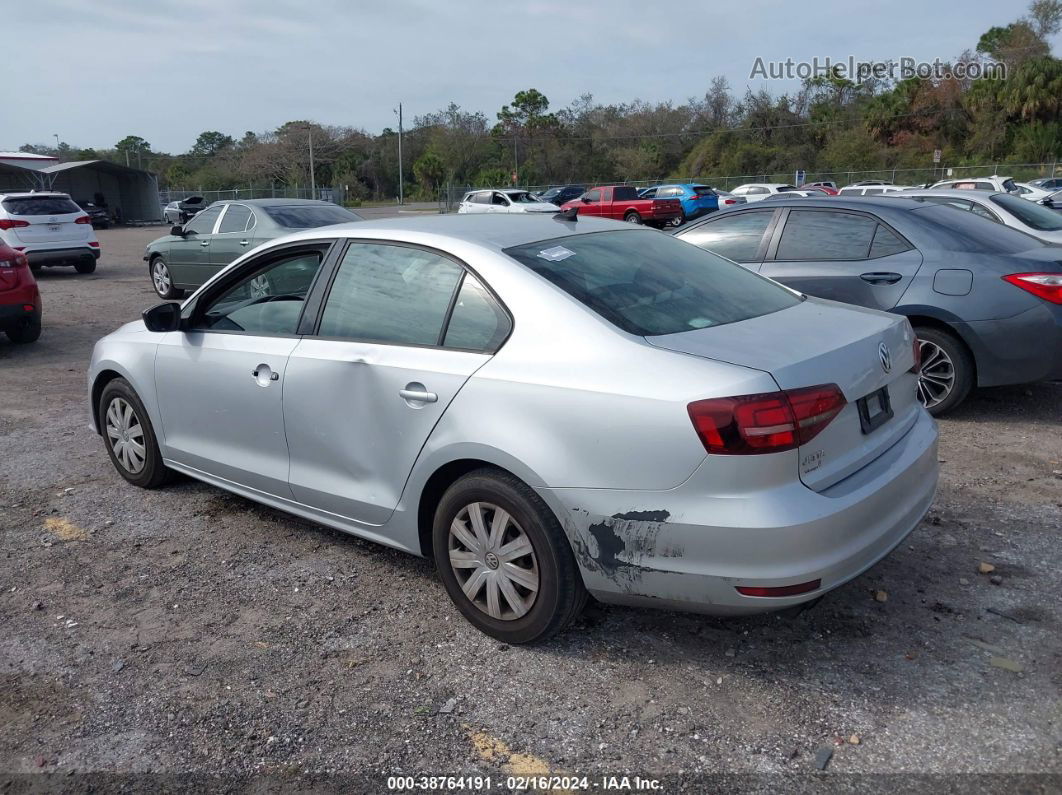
[{"left": 4, "top": 0, "right": 1057, "bottom": 154}]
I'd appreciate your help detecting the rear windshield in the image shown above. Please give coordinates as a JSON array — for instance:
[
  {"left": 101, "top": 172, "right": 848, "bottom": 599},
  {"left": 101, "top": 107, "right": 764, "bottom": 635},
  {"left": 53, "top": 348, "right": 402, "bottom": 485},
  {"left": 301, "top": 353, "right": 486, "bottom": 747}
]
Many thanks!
[
  {"left": 613, "top": 187, "right": 639, "bottom": 200},
  {"left": 989, "top": 193, "right": 1062, "bottom": 231},
  {"left": 263, "top": 204, "right": 363, "bottom": 228},
  {"left": 504, "top": 229, "right": 801, "bottom": 336},
  {"left": 692, "top": 186, "right": 716, "bottom": 196},
  {"left": 912, "top": 204, "right": 1043, "bottom": 253},
  {"left": 2, "top": 196, "right": 81, "bottom": 215}
]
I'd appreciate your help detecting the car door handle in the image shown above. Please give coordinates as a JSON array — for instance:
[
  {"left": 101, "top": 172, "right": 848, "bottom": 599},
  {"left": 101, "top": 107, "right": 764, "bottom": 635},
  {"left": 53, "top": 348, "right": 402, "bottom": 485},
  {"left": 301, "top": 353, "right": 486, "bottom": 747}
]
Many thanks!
[
  {"left": 200, "top": 240, "right": 210, "bottom": 246},
  {"left": 239, "top": 239, "right": 250, "bottom": 246},
  {"left": 399, "top": 388, "right": 438, "bottom": 403},
  {"left": 860, "top": 272, "right": 902, "bottom": 285}
]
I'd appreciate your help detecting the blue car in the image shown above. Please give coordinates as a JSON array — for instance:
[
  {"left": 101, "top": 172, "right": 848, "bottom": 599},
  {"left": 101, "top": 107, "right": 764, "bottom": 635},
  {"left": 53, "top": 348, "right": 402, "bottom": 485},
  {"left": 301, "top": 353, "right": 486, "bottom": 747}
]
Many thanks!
[{"left": 638, "top": 184, "right": 720, "bottom": 224}]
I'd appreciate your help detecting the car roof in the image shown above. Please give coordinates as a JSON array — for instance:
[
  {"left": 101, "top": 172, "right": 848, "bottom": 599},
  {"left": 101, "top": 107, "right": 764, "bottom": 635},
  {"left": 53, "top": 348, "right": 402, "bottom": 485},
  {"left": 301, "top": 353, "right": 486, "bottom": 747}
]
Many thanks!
[
  {"left": 0, "top": 191, "right": 71, "bottom": 199},
  {"left": 278, "top": 212, "right": 638, "bottom": 251},
  {"left": 697, "top": 196, "right": 926, "bottom": 213},
  {"left": 211, "top": 198, "right": 340, "bottom": 207},
  {"left": 898, "top": 189, "right": 1006, "bottom": 200}
]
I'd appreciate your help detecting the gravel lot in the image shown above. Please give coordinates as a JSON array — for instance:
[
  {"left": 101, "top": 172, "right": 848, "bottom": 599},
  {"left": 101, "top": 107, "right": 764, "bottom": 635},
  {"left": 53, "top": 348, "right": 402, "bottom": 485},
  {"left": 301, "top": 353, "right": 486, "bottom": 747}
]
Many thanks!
[{"left": 1, "top": 225, "right": 1060, "bottom": 791}]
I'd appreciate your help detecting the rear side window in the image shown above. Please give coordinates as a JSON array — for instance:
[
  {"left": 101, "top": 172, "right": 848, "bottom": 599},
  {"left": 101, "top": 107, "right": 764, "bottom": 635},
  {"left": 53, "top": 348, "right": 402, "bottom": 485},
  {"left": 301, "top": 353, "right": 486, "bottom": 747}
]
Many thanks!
[
  {"left": 264, "top": 205, "right": 363, "bottom": 228},
  {"left": 318, "top": 243, "right": 464, "bottom": 346},
  {"left": 911, "top": 205, "right": 1043, "bottom": 253},
  {"left": 2, "top": 196, "right": 81, "bottom": 215},
  {"left": 504, "top": 229, "right": 800, "bottom": 337},
  {"left": 613, "top": 187, "right": 639, "bottom": 200},
  {"left": 682, "top": 211, "right": 774, "bottom": 262},
  {"left": 218, "top": 204, "right": 252, "bottom": 233},
  {"left": 443, "top": 274, "right": 510, "bottom": 351},
  {"left": 989, "top": 193, "right": 1062, "bottom": 231},
  {"left": 869, "top": 224, "right": 911, "bottom": 258},
  {"left": 777, "top": 210, "right": 878, "bottom": 261}
]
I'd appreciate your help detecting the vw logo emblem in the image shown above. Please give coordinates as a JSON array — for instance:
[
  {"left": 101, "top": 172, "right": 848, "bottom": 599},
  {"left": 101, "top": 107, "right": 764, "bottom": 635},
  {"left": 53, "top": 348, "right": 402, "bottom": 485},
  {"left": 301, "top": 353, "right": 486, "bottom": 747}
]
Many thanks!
[{"left": 878, "top": 342, "right": 892, "bottom": 373}]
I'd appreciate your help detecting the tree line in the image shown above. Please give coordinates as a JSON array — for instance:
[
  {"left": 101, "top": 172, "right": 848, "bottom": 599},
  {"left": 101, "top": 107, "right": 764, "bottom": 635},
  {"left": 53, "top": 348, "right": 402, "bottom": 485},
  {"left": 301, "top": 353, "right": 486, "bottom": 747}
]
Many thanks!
[{"left": 18, "top": 1, "right": 1062, "bottom": 202}]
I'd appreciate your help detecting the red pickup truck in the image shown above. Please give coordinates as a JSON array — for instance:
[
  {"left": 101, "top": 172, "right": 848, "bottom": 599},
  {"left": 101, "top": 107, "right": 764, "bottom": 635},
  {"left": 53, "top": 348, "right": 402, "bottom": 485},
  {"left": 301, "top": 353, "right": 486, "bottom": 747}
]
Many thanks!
[{"left": 561, "top": 185, "right": 681, "bottom": 227}]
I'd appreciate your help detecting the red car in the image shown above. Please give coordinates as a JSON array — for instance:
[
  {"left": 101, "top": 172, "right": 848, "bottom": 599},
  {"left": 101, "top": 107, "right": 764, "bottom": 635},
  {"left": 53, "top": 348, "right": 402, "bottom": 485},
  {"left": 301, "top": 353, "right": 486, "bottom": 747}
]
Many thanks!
[
  {"left": 803, "top": 183, "right": 839, "bottom": 195},
  {"left": 0, "top": 242, "right": 42, "bottom": 343},
  {"left": 561, "top": 185, "right": 681, "bottom": 228}
]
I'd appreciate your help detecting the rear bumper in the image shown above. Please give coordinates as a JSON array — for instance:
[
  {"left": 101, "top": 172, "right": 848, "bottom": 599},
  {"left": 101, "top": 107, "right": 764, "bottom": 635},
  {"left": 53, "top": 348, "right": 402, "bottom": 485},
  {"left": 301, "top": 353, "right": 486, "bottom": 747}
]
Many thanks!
[
  {"left": 25, "top": 247, "right": 98, "bottom": 267},
  {"left": 956, "top": 303, "right": 1062, "bottom": 386},
  {"left": 539, "top": 408, "right": 939, "bottom": 615},
  {"left": 0, "top": 300, "right": 41, "bottom": 329}
]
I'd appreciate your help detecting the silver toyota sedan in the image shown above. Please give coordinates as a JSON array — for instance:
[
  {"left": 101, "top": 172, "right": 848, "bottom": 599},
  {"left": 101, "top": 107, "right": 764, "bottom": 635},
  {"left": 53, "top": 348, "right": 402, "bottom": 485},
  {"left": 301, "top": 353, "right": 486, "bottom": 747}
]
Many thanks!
[{"left": 88, "top": 214, "right": 939, "bottom": 644}]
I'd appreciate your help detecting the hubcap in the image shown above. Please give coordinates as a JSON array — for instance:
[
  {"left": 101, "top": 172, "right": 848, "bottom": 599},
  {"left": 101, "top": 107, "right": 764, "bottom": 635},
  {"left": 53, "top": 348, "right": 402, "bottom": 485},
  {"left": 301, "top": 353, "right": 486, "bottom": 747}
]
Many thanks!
[
  {"left": 916, "top": 339, "right": 955, "bottom": 409},
  {"left": 105, "top": 397, "right": 146, "bottom": 474},
  {"left": 152, "top": 261, "right": 170, "bottom": 294},
  {"left": 448, "top": 502, "right": 539, "bottom": 621}
]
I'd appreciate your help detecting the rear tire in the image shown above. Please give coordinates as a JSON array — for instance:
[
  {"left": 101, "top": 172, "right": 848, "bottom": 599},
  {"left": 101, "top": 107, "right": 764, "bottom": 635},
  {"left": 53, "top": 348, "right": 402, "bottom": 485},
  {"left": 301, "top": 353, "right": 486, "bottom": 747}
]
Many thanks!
[
  {"left": 98, "top": 378, "right": 174, "bottom": 489},
  {"left": 5, "top": 315, "right": 41, "bottom": 344},
  {"left": 75, "top": 259, "right": 96, "bottom": 274},
  {"left": 624, "top": 211, "right": 642, "bottom": 224},
  {"left": 913, "top": 326, "right": 974, "bottom": 416},
  {"left": 433, "top": 468, "right": 587, "bottom": 644}
]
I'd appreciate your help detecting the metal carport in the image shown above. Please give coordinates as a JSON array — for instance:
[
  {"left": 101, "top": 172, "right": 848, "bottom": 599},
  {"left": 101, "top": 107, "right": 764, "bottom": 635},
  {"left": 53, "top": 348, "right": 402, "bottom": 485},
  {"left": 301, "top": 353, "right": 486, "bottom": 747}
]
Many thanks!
[{"left": 36, "top": 161, "right": 161, "bottom": 222}]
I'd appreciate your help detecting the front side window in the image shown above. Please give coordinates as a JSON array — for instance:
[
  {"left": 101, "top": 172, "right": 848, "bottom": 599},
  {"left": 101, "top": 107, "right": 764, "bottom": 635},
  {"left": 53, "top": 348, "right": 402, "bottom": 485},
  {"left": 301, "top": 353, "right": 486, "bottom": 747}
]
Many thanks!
[
  {"left": 583, "top": 189, "right": 601, "bottom": 202},
  {"left": 492, "top": 193, "right": 510, "bottom": 206},
  {"left": 184, "top": 205, "right": 223, "bottom": 235},
  {"left": 218, "top": 204, "right": 252, "bottom": 233},
  {"left": 777, "top": 210, "right": 878, "bottom": 261},
  {"left": 194, "top": 250, "right": 324, "bottom": 335},
  {"left": 504, "top": 229, "right": 800, "bottom": 337},
  {"left": 318, "top": 243, "right": 464, "bottom": 346},
  {"left": 683, "top": 211, "right": 773, "bottom": 262}
]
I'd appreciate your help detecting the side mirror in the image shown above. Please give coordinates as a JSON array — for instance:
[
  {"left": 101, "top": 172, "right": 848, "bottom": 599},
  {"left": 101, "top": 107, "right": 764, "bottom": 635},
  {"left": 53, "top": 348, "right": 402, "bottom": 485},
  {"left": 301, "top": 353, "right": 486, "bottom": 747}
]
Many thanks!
[
  {"left": 170, "top": 225, "right": 186, "bottom": 236},
  {"left": 142, "top": 302, "right": 182, "bottom": 333}
]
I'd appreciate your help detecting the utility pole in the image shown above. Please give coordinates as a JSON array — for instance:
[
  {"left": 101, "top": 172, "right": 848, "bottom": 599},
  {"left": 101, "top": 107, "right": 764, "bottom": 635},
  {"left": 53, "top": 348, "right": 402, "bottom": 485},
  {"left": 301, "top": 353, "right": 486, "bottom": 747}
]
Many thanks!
[
  {"left": 395, "top": 103, "right": 404, "bottom": 205},
  {"left": 137, "top": 143, "right": 142, "bottom": 171},
  {"left": 308, "top": 130, "right": 316, "bottom": 198},
  {"left": 53, "top": 134, "right": 60, "bottom": 160},
  {"left": 513, "top": 135, "right": 519, "bottom": 185}
]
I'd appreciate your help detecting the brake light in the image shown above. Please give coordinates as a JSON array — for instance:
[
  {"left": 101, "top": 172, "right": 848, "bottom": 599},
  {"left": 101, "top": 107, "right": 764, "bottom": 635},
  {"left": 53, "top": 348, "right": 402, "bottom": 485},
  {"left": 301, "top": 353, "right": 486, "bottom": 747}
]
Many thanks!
[
  {"left": 88, "top": 241, "right": 100, "bottom": 248},
  {"left": 687, "top": 384, "right": 846, "bottom": 455},
  {"left": 75, "top": 215, "right": 92, "bottom": 224},
  {"left": 1002, "top": 272, "right": 1062, "bottom": 304},
  {"left": 0, "top": 219, "right": 30, "bottom": 230}
]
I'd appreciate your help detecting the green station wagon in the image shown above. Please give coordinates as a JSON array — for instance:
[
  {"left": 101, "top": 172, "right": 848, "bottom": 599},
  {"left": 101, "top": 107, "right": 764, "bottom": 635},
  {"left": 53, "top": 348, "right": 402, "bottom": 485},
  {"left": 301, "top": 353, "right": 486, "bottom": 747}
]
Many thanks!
[{"left": 144, "top": 199, "right": 363, "bottom": 299}]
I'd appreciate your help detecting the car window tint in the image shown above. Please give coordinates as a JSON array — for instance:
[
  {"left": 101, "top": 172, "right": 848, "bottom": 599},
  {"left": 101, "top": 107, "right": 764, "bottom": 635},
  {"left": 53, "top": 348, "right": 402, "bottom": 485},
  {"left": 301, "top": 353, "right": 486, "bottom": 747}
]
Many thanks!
[
  {"left": 613, "top": 187, "right": 639, "bottom": 200},
  {"left": 869, "top": 224, "right": 910, "bottom": 257},
  {"left": 777, "top": 210, "right": 877, "bottom": 260},
  {"left": 492, "top": 193, "right": 509, "bottom": 206},
  {"left": 2, "top": 196, "right": 81, "bottom": 215},
  {"left": 319, "top": 243, "right": 464, "bottom": 345},
  {"left": 184, "top": 205, "right": 223, "bottom": 234},
  {"left": 195, "top": 251, "right": 323, "bottom": 335},
  {"left": 263, "top": 204, "right": 363, "bottom": 228},
  {"left": 989, "top": 193, "right": 1062, "bottom": 231},
  {"left": 683, "top": 211, "right": 773, "bottom": 261},
  {"left": 505, "top": 229, "right": 800, "bottom": 337},
  {"left": 910, "top": 204, "right": 1043, "bottom": 253},
  {"left": 218, "top": 204, "right": 252, "bottom": 233},
  {"left": 641, "top": 188, "right": 657, "bottom": 198},
  {"left": 969, "top": 203, "right": 1001, "bottom": 223},
  {"left": 443, "top": 274, "right": 510, "bottom": 351},
  {"left": 473, "top": 192, "right": 491, "bottom": 204},
  {"left": 584, "top": 189, "right": 601, "bottom": 202}
]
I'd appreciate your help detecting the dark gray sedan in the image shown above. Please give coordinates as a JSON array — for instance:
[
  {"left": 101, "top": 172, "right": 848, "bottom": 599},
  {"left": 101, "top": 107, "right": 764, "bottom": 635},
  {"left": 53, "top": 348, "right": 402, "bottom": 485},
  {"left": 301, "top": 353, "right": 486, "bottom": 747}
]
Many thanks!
[
  {"left": 145, "top": 199, "right": 363, "bottom": 299},
  {"left": 675, "top": 197, "right": 1062, "bottom": 414}
]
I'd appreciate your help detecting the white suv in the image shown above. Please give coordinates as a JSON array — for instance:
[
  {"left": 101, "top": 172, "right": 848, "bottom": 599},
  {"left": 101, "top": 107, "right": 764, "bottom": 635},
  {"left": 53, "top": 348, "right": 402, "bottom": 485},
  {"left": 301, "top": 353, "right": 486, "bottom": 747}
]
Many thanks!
[
  {"left": 929, "top": 175, "right": 1019, "bottom": 194},
  {"left": 0, "top": 192, "right": 100, "bottom": 273}
]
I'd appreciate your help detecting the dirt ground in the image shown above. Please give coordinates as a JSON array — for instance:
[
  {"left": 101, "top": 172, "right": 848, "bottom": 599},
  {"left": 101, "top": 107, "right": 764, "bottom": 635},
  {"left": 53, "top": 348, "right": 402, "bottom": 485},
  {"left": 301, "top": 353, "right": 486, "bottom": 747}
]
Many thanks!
[{"left": 1, "top": 226, "right": 1060, "bottom": 791}]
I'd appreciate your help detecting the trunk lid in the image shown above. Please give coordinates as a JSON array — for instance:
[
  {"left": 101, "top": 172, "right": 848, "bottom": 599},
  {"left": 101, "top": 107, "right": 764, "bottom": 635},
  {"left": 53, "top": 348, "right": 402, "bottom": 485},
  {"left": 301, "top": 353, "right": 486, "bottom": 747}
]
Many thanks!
[{"left": 646, "top": 297, "right": 921, "bottom": 491}]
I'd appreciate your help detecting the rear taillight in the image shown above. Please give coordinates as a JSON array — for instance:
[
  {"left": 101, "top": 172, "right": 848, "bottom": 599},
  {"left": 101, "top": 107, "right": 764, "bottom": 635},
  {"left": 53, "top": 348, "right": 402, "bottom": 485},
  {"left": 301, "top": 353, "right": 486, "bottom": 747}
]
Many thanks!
[
  {"left": 0, "top": 251, "right": 27, "bottom": 269},
  {"left": 1002, "top": 272, "right": 1062, "bottom": 304},
  {"left": 687, "top": 384, "right": 846, "bottom": 455},
  {"left": 75, "top": 215, "right": 92, "bottom": 224},
  {"left": 0, "top": 219, "right": 30, "bottom": 230},
  {"left": 736, "top": 580, "right": 821, "bottom": 597},
  {"left": 88, "top": 241, "right": 100, "bottom": 248}
]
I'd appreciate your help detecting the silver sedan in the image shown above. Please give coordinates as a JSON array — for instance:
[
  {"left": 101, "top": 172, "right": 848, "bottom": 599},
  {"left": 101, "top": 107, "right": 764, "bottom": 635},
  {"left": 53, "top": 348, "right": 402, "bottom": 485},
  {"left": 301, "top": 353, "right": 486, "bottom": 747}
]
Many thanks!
[{"left": 88, "top": 215, "right": 938, "bottom": 643}]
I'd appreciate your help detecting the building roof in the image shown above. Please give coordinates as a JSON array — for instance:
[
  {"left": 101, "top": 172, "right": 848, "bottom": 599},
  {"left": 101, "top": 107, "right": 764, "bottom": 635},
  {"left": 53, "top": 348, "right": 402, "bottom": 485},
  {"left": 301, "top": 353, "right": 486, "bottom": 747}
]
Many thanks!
[
  {"left": 0, "top": 152, "right": 58, "bottom": 161},
  {"left": 39, "top": 159, "right": 153, "bottom": 177}
]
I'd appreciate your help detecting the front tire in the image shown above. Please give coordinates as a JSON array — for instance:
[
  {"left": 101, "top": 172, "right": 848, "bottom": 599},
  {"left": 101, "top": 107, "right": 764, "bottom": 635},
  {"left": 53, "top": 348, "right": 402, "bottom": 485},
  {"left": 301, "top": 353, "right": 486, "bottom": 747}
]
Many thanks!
[
  {"left": 433, "top": 468, "right": 587, "bottom": 644},
  {"left": 98, "top": 378, "right": 173, "bottom": 488},
  {"left": 150, "top": 256, "right": 184, "bottom": 300},
  {"left": 914, "top": 326, "right": 974, "bottom": 416}
]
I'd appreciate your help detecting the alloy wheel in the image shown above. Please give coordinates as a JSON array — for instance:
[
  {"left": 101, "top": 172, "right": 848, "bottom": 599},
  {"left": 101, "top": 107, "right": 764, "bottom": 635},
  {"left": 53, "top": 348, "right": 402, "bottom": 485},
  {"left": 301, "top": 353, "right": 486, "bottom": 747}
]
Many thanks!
[
  {"left": 105, "top": 397, "right": 146, "bottom": 474},
  {"left": 152, "top": 260, "right": 171, "bottom": 296},
  {"left": 447, "top": 501, "right": 539, "bottom": 621},
  {"left": 916, "top": 338, "right": 955, "bottom": 409}
]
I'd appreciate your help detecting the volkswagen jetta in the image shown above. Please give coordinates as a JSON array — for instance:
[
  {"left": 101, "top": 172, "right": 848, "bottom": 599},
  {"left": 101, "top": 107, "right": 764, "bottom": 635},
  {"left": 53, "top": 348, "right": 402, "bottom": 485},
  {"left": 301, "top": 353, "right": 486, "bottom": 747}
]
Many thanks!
[{"left": 89, "top": 215, "right": 938, "bottom": 643}]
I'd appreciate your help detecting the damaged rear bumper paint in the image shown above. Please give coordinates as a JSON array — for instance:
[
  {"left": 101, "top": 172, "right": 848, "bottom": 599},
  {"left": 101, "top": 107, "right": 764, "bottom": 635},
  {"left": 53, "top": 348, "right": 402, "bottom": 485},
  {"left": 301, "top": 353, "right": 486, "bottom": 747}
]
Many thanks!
[{"left": 537, "top": 408, "right": 939, "bottom": 615}]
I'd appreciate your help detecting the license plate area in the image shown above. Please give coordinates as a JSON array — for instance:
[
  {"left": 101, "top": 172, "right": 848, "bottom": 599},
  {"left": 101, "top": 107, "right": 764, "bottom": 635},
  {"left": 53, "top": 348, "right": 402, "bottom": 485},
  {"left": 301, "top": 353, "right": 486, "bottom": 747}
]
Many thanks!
[{"left": 857, "top": 385, "right": 892, "bottom": 434}]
